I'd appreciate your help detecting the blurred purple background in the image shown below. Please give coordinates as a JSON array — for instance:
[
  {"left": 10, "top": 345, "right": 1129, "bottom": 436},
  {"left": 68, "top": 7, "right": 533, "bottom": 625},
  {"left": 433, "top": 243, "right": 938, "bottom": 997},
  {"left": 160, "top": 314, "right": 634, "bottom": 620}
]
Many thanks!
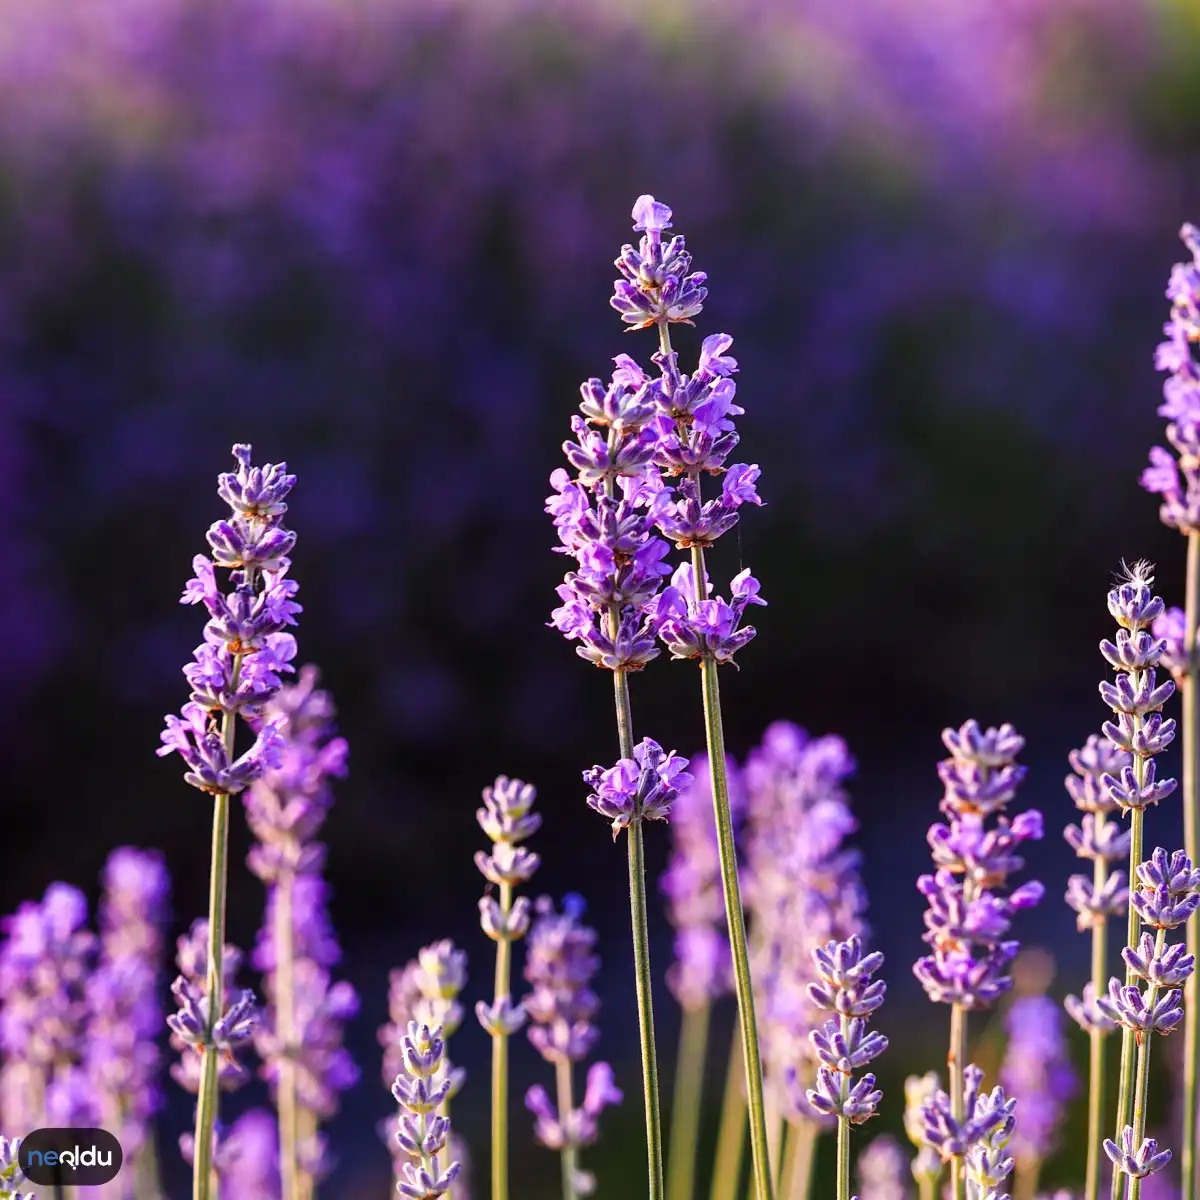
[{"left": 4, "top": 0, "right": 1200, "bottom": 1193}]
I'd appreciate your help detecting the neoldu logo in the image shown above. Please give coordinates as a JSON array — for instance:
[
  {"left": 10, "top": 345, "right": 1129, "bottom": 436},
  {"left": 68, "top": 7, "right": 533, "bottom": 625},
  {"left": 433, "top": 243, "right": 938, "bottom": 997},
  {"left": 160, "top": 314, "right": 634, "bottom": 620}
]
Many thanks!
[{"left": 20, "top": 1127, "right": 122, "bottom": 1186}]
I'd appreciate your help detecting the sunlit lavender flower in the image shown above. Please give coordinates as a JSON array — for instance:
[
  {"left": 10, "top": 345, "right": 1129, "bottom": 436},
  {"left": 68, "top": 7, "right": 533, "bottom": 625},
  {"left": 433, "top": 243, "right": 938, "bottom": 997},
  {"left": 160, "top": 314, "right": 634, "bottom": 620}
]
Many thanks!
[
  {"left": 999, "top": 994, "right": 1076, "bottom": 1174},
  {"left": 391, "top": 1022, "right": 461, "bottom": 1200},
  {"left": 86, "top": 848, "right": 170, "bottom": 1164},
  {"left": 661, "top": 756, "right": 743, "bottom": 1010},
  {"left": 523, "top": 895, "right": 622, "bottom": 1193},
  {"left": 902, "top": 1072, "right": 942, "bottom": 1191},
  {"left": 920, "top": 1065, "right": 1016, "bottom": 1176},
  {"left": 1104, "top": 1129, "right": 1173, "bottom": 1180},
  {"left": 855, "top": 1134, "right": 908, "bottom": 1200},
  {"left": 582, "top": 739, "right": 692, "bottom": 838},
  {"left": 1142, "top": 225, "right": 1200, "bottom": 533},
  {"left": 168, "top": 919, "right": 257, "bottom": 1097},
  {"left": 0, "top": 883, "right": 95, "bottom": 1130},
  {"left": 914, "top": 721, "right": 1042, "bottom": 1011},
  {"left": 157, "top": 443, "right": 300, "bottom": 794}
]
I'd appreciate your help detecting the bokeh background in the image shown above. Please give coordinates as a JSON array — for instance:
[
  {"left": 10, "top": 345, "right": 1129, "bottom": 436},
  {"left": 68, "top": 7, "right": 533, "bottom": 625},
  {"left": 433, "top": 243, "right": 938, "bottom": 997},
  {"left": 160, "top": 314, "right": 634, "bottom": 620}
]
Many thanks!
[{"left": 5, "top": 0, "right": 1200, "bottom": 1193}]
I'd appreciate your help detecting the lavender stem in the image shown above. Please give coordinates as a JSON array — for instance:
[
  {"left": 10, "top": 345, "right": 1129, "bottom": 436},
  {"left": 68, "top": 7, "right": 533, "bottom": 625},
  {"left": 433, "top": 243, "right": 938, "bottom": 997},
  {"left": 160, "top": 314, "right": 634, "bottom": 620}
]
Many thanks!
[
  {"left": 274, "top": 871, "right": 299, "bottom": 1200},
  {"left": 667, "top": 1001, "right": 711, "bottom": 1200},
  {"left": 1129, "top": 929, "right": 1169, "bottom": 1200},
  {"left": 1087, "top": 822, "right": 1113, "bottom": 1200},
  {"left": 555, "top": 1059, "right": 581, "bottom": 1200},
  {"left": 708, "top": 1027, "right": 747, "bottom": 1200},
  {"left": 1112, "top": 804, "right": 1146, "bottom": 1200},
  {"left": 690, "top": 550, "right": 774, "bottom": 1200},
  {"left": 491, "top": 878, "right": 514, "bottom": 1200},
  {"left": 948, "top": 1001, "right": 966, "bottom": 1200},
  {"left": 835, "top": 1013, "right": 851, "bottom": 1200},
  {"left": 1185, "top": 529, "right": 1200, "bottom": 1200}
]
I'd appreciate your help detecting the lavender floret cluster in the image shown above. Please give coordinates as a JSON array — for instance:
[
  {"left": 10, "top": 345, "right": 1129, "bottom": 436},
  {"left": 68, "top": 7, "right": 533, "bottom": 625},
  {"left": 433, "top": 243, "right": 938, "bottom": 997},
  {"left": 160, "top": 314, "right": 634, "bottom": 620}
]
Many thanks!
[
  {"left": 919, "top": 1064, "right": 1017, "bottom": 1191},
  {"left": 914, "top": 720, "right": 1043, "bottom": 1010},
  {"left": 391, "top": 1022, "right": 462, "bottom": 1200},
  {"left": 157, "top": 443, "right": 300, "bottom": 795}
]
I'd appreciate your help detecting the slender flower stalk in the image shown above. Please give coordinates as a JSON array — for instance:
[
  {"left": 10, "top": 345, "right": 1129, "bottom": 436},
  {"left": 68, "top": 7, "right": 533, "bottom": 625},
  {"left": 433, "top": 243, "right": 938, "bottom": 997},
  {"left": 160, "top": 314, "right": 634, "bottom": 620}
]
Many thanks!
[
  {"left": 1063, "top": 734, "right": 1132, "bottom": 1200},
  {"left": 612, "top": 192, "right": 771, "bottom": 1198},
  {"left": 791, "top": 938, "right": 887, "bottom": 1200},
  {"left": 1093, "top": 565, "right": 1178, "bottom": 1200},
  {"left": 157, "top": 443, "right": 299, "bottom": 1200},
  {"left": 661, "top": 757, "right": 741, "bottom": 1200},
  {"left": 244, "top": 665, "right": 355, "bottom": 1200},
  {"left": 474, "top": 776, "right": 541, "bottom": 1200},
  {"left": 709, "top": 1031, "right": 747, "bottom": 1200},
  {"left": 523, "top": 895, "right": 623, "bottom": 1199},
  {"left": 913, "top": 720, "right": 1042, "bottom": 1200},
  {"left": 1141, "top": 226, "right": 1200, "bottom": 1200},
  {"left": 1100, "top": 848, "right": 1199, "bottom": 1197}
]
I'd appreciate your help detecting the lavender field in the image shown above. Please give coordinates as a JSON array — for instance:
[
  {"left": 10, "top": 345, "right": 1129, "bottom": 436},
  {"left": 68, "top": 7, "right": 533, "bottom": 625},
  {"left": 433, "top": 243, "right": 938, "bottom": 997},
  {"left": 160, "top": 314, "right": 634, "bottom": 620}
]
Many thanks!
[{"left": 3, "top": 1, "right": 1200, "bottom": 1197}]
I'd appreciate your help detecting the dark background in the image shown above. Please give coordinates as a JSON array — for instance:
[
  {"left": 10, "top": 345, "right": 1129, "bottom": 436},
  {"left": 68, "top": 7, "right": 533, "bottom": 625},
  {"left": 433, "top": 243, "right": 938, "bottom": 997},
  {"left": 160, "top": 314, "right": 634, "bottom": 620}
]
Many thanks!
[{"left": 4, "top": 0, "right": 1200, "bottom": 1194}]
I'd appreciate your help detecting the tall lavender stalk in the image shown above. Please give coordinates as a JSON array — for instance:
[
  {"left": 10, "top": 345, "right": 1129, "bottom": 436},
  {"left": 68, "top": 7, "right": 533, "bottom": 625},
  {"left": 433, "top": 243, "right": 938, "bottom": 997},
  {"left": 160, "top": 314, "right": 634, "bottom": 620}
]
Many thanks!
[
  {"left": 523, "top": 895, "right": 623, "bottom": 1200},
  {"left": 1064, "top": 735, "right": 1132, "bottom": 1200},
  {"left": 1099, "top": 848, "right": 1200, "bottom": 1198},
  {"left": 1095, "top": 566, "right": 1178, "bottom": 1200},
  {"left": 474, "top": 776, "right": 541, "bottom": 1200},
  {"left": 1141, "top": 222, "right": 1200, "bottom": 1199},
  {"left": 548, "top": 199, "right": 692, "bottom": 1199},
  {"left": 157, "top": 443, "right": 299, "bottom": 1200},
  {"left": 661, "top": 757, "right": 740, "bottom": 1200},
  {"left": 913, "top": 721, "right": 1043, "bottom": 1200},
  {"left": 612, "top": 194, "right": 772, "bottom": 1200},
  {"left": 244, "top": 664, "right": 354, "bottom": 1200}
]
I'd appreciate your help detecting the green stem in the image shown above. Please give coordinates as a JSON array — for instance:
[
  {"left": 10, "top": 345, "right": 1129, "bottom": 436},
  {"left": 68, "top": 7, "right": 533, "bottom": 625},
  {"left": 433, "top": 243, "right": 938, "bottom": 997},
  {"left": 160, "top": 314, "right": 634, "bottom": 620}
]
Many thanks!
[
  {"left": 783, "top": 1119, "right": 818, "bottom": 1200},
  {"left": 918, "top": 1178, "right": 937, "bottom": 1200},
  {"left": 668, "top": 1002, "right": 712, "bottom": 1200},
  {"left": 776, "top": 1124, "right": 797, "bottom": 1200},
  {"left": 1128, "top": 930, "right": 1168, "bottom": 1200},
  {"left": 491, "top": 880, "right": 514, "bottom": 1200},
  {"left": 1184, "top": 529, "right": 1200, "bottom": 1200},
  {"left": 1112, "top": 804, "right": 1146, "bottom": 1200},
  {"left": 709, "top": 1028, "right": 747, "bottom": 1200},
  {"left": 556, "top": 1058, "right": 581, "bottom": 1200},
  {"left": 193, "top": 604, "right": 250, "bottom": 1200},
  {"left": 1014, "top": 1157, "right": 1042, "bottom": 1200},
  {"left": 949, "top": 1002, "right": 966, "bottom": 1200},
  {"left": 276, "top": 870, "right": 299, "bottom": 1200},
  {"left": 628, "top": 801, "right": 666, "bottom": 1200},
  {"left": 1086, "top": 829, "right": 1112, "bottom": 1200},
  {"left": 835, "top": 1117, "right": 850, "bottom": 1200},
  {"left": 691, "top": 545, "right": 774, "bottom": 1200}
]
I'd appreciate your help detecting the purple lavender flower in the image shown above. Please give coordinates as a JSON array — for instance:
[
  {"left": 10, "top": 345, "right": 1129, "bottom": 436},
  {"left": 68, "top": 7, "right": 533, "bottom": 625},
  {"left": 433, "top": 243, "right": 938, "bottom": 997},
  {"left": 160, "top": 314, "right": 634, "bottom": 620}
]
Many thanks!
[
  {"left": 214, "top": 1110, "right": 281, "bottom": 1200},
  {"left": 1142, "top": 226, "right": 1200, "bottom": 534},
  {"left": 1104, "top": 1129, "right": 1173, "bottom": 1180},
  {"left": 914, "top": 721, "right": 1040, "bottom": 1011},
  {"left": 86, "top": 848, "right": 171, "bottom": 1167},
  {"left": 582, "top": 739, "right": 692, "bottom": 838},
  {"left": 999, "top": 993, "right": 1077, "bottom": 1172},
  {"left": 0, "top": 1136, "right": 32, "bottom": 1200},
  {"left": 660, "top": 756, "right": 743, "bottom": 1010},
  {"left": 0, "top": 883, "right": 95, "bottom": 1131},
  {"left": 245, "top": 667, "right": 356, "bottom": 1189},
  {"left": 920, "top": 1064, "right": 1016, "bottom": 1175},
  {"left": 523, "top": 895, "right": 621, "bottom": 1190}
]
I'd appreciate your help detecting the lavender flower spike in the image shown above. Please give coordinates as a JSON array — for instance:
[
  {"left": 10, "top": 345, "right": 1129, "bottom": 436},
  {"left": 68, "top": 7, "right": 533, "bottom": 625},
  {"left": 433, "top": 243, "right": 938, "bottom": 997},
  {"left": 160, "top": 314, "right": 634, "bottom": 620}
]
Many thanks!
[
  {"left": 0, "top": 1136, "right": 33, "bottom": 1200},
  {"left": 524, "top": 895, "right": 622, "bottom": 1200},
  {"left": 392, "top": 1022, "right": 462, "bottom": 1200},
  {"left": 475, "top": 775, "right": 541, "bottom": 1200},
  {"left": 791, "top": 938, "right": 886, "bottom": 1200},
  {"left": 1099, "top": 564, "right": 1179, "bottom": 1200},
  {"left": 915, "top": 720, "right": 1038, "bottom": 1200},
  {"left": 158, "top": 443, "right": 298, "bottom": 1200}
]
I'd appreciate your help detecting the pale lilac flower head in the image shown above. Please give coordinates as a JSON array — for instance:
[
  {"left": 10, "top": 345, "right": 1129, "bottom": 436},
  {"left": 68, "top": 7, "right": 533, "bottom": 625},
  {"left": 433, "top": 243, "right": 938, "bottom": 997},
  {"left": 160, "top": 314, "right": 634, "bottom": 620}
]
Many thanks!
[
  {"left": 524, "top": 895, "right": 601, "bottom": 1065},
  {"left": 391, "top": 1022, "right": 462, "bottom": 1200},
  {"left": 613, "top": 195, "right": 706, "bottom": 329},
  {"left": 1104, "top": 1129, "right": 1172, "bottom": 1180}
]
